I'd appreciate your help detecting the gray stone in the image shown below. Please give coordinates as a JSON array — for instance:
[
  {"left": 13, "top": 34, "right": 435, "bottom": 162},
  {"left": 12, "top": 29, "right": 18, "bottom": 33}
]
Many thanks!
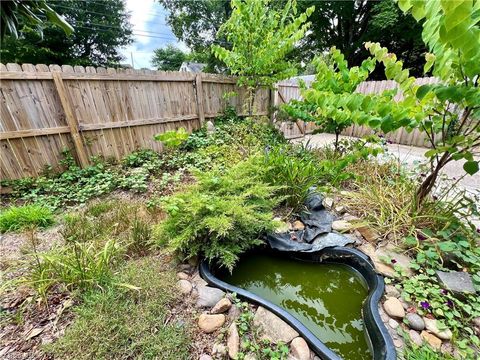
[
  {"left": 196, "top": 286, "right": 225, "bottom": 308},
  {"left": 322, "top": 197, "right": 334, "bottom": 209},
  {"left": 385, "top": 285, "right": 401, "bottom": 298},
  {"left": 289, "top": 337, "right": 310, "bottom": 360},
  {"left": 383, "top": 297, "right": 405, "bottom": 319},
  {"left": 436, "top": 271, "right": 476, "bottom": 294},
  {"left": 177, "top": 279, "right": 192, "bottom": 295},
  {"left": 228, "top": 304, "right": 241, "bottom": 320},
  {"left": 305, "top": 192, "right": 324, "bottom": 211},
  {"left": 227, "top": 322, "right": 240, "bottom": 359},
  {"left": 408, "top": 330, "right": 423, "bottom": 346},
  {"left": 253, "top": 306, "right": 299, "bottom": 343},
  {"left": 198, "top": 313, "right": 225, "bottom": 333},
  {"left": 406, "top": 313, "right": 425, "bottom": 331},
  {"left": 310, "top": 232, "right": 355, "bottom": 251},
  {"left": 206, "top": 120, "right": 216, "bottom": 134},
  {"left": 424, "top": 318, "right": 452, "bottom": 340},
  {"left": 192, "top": 273, "right": 208, "bottom": 288}
]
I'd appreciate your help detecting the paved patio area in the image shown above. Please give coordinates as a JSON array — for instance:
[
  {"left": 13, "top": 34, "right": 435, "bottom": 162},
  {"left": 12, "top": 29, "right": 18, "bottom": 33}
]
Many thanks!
[{"left": 296, "top": 133, "right": 480, "bottom": 195}]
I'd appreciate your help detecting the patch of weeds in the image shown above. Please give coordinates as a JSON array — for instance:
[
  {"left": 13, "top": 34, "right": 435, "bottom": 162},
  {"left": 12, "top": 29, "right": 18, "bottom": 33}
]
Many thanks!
[
  {"left": 0, "top": 204, "right": 54, "bottom": 233},
  {"left": 46, "top": 256, "right": 191, "bottom": 360},
  {"left": 401, "top": 343, "right": 455, "bottom": 360},
  {"left": 21, "top": 200, "right": 156, "bottom": 299},
  {"left": 232, "top": 295, "right": 289, "bottom": 359},
  {"left": 152, "top": 155, "right": 281, "bottom": 271}
]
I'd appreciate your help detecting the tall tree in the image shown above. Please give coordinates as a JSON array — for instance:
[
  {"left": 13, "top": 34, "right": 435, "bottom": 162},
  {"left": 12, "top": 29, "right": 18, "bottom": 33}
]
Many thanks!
[
  {"left": 212, "top": 0, "right": 314, "bottom": 114},
  {"left": 296, "top": 0, "right": 426, "bottom": 78},
  {"left": 152, "top": 44, "right": 186, "bottom": 71},
  {"left": 1, "top": 0, "right": 132, "bottom": 67}
]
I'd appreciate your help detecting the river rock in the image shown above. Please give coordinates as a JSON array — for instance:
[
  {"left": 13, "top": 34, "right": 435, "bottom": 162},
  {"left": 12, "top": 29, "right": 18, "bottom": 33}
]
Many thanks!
[
  {"left": 192, "top": 273, "right": 208, "bottom": 288},
  {"left": 357, "top": 226, "right": 380, "bottom": 242},
  {"left": 177, "top": 279, "right": 193, "bottom": 295},
  {"left": 206, "top": 120, "right": 216, "bottom": 134},
  {"left": 436, "top": 271, "right": 476, "bottom": 294},
  {"left": 199, "top": 355, "right": 213, "bottom": 360},
  {"left": 291, "top": 220, "right": 305, "bottom": 231},
  {"left": 322, "top": 196, "right": 334, "bottom": 209},
  {"left": 212, "top": 343, "right": 227, "bottom": 357},
  {"left": 227, "top": 322, "right": 240, "bottom": 359},
  {"left": 198, "top": 313, "right": 225, "bottom": 333},
  {"left": 421, "top": 331, "right": 442, "bottom": 349},
  {"left": 409, "top": 330, "right": 423, "bottom": 346},
  {"left": 388, "top": 318, "right": 399, "bottom": 329},
  {"left": 342, "top": 213, "right": 360, "bottom": 222},
  {"left": 310, "top": 232, "right": 354, "bottom": 251},
  {"left": 228, "top": 304, "right": 241, "bottom": 320},
  {"left": 385, "top": 285, "right": 401, "bottom": 298},
  {"left": 244, "top": 354, "right": 257, "bottom": 360},
  {"left": 424, "top": 318, "right": 452, "bottom": 340},
  {"left": 331, "top": 220, "right": 353, "bottom": 232},
  {"left": 196, "top": 286, "right": 225, "bottom": 308},
  {"left": 253, "top": 306, "right": 299, "bottom": 343},
  {"left": 211, "top": 298, "right": 232, "bottom": 314},
  {"left": 289, "top": 337, "right": 310, "bottom": 360},
  {"left": 177, "top": 271, "right": 189, "bottom": 280},
  {"left": 406, "top": 313, "right": 425, "bottom": 331},
  {"left": 383, "top": 297, "right": 405, "bottom": 319}
]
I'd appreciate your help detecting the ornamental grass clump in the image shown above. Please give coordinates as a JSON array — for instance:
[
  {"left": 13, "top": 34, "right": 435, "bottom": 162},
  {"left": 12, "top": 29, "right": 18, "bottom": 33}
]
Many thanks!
[
  {"left": 0, "top": 204, "right": 54, "bottom": 233},
  {"left": 153, "top": 156, "right": 282, "bottom": 271}
]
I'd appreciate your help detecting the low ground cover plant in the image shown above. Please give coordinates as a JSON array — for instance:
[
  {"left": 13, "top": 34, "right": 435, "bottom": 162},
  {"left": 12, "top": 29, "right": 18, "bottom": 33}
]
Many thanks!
[{"left": 0, "top": 204, "right": 54, "bottom": 233}]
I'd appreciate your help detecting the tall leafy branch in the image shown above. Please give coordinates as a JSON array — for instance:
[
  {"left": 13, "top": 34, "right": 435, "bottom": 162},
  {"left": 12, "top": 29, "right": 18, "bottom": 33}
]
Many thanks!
[{"left": 212, "top": 0, "right": 314, "bottom": 115}]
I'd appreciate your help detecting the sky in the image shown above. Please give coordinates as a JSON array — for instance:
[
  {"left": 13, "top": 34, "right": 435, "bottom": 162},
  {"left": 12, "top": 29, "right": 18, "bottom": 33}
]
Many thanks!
[{"left": 120, "top": 0, "right": 188, "bottom": 69}]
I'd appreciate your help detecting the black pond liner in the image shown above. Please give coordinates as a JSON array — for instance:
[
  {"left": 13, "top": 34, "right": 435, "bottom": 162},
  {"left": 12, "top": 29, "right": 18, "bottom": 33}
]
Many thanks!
[{"left": 199, "top": 246, "right": 397, "bottom": 360}]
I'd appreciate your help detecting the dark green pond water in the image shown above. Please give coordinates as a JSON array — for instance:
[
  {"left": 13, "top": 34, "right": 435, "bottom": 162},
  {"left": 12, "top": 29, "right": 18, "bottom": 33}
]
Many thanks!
[{"left": 218, "top": 253, "right": 371, "bottom": 360}]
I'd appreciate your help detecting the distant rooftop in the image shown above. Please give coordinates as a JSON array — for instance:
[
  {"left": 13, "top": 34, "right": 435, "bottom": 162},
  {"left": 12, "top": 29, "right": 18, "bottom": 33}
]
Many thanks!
[{"left": 179, "top": 62, "right": 206, "bottom": 73}]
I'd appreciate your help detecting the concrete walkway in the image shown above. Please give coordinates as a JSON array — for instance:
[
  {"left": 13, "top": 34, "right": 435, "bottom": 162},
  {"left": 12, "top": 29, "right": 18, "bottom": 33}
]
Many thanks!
[{"left": 296, "top": 133, "right": 480, "bottom": 195}]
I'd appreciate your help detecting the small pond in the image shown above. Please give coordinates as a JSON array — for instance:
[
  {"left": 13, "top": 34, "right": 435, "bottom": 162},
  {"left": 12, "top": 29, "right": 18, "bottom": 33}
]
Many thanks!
[{"left": 218, "top": 253, "right": 371, "bottom": 360}]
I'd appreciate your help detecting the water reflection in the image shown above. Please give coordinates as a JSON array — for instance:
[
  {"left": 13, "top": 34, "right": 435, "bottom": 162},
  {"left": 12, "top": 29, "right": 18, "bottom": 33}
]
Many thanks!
[{"left": 219, "top": 253, "right": 371, "bottom": 360}]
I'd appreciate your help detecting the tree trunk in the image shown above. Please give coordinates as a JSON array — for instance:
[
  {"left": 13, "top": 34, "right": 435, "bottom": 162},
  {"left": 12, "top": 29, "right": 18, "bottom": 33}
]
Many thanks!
[{"left": 416, "top": 153, "right": 450, "bottom": 207}]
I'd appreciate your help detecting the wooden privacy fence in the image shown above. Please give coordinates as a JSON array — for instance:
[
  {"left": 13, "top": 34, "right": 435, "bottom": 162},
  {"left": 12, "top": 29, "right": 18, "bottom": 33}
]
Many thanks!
[
  {"left": 274, "top": 76, "right": 438, "bottom": 146},
  {"left": 0, "top": 63, "right": 269, "bottom": 180}
]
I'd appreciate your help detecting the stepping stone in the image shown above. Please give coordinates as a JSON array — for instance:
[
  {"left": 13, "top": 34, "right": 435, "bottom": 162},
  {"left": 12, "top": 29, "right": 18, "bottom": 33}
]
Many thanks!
[{"left": 198, "top": 313, "right": 225, "bottom": 333}]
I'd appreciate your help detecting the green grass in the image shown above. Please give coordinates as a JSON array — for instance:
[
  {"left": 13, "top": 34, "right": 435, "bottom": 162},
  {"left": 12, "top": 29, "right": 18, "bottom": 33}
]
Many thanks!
[
  {"left": 0, "top": 204, "right": 54, "bottom": 233},
  {"left": 46, "top": 256, "right": 191, "bottom": 360}
]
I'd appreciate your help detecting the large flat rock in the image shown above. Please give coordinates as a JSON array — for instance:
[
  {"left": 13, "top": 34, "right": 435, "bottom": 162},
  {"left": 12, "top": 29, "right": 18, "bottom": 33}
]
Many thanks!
[
  {"left": 253, "top": 306, "right": 299, "bottom": 343},
  {"left": 436, "top": 271, "right": 476, "bottom": 294}
]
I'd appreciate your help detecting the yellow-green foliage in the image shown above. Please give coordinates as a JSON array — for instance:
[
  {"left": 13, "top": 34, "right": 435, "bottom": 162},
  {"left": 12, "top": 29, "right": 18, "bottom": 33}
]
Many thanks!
[
  {"left": 0, "top": 204, "right": 54, "bottom": 233},
  {"left": 153, "top": 156, "right": 281, "bottom": 271}
]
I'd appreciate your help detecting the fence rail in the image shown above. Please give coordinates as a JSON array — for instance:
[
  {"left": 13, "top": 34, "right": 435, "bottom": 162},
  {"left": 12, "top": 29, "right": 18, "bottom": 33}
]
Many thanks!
[{"left": 0, "top": 63, "right": 269, "bottom": 180}]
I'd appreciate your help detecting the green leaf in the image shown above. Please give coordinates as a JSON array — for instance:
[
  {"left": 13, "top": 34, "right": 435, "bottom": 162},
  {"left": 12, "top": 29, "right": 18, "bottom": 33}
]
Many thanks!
[
  {"left": 463, "top": 161, "right": 479, "bottom": 175},
  {"left": 416, "top": 84, "right": 432, "bottom": 100}
]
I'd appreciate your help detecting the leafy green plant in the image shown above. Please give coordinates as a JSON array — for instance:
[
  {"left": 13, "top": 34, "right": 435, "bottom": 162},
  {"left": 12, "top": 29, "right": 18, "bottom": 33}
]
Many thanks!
[
  {"left": 263, "top": 144, "right": 321, "bottom": 211},
  {"left": 212, "top": 0, "right": 314, "bottom": 114},
  {"left": 0, "top": 204, "right": 54, "bottom": 233},
  {"left": 402, "top": 343, "right": 455, "bottom": 360},
  {"left": 153, "top": 156, "right": 281, "bottom": 271},
  {"left": 282, "top": 47, "right": 376, "bottom": 151},
  {"left": 154, "top": 127, "right": 189, "bottom": 148},
  {"left": 231, "top": 295, "right": 289, "bottom": 360}
]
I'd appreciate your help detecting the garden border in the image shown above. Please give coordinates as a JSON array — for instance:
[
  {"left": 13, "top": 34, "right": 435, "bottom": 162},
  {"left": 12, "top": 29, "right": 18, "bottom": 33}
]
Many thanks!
[{"left": 199, "top": 246, "right": 396, "bottom": 360}]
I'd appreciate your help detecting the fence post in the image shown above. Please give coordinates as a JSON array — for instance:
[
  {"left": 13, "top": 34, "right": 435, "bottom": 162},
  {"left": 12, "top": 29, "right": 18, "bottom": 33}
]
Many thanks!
[
  {"left": 195, "top": 73, "right": 206, "bottom": 125},
  {"left": 51, "top": 71, "right": 89, "bottom": 167}
]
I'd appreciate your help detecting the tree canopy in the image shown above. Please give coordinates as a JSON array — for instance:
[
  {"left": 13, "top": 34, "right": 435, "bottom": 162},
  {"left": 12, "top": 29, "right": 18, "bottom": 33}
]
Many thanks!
[
  {"left": 152, "top": 45, "right": 186, "bottom": 71},
  {"left": 160, "top": 0, "right": 427, "bottom": 78},
  {"left": 1, "top": 0, "right": 132, "bottom": 67}
]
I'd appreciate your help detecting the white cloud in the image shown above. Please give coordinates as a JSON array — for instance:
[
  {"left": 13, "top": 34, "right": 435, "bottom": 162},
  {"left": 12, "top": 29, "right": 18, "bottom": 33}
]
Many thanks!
[{"left": 119, "top": 0, "right": 186, "bottom": 69}]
